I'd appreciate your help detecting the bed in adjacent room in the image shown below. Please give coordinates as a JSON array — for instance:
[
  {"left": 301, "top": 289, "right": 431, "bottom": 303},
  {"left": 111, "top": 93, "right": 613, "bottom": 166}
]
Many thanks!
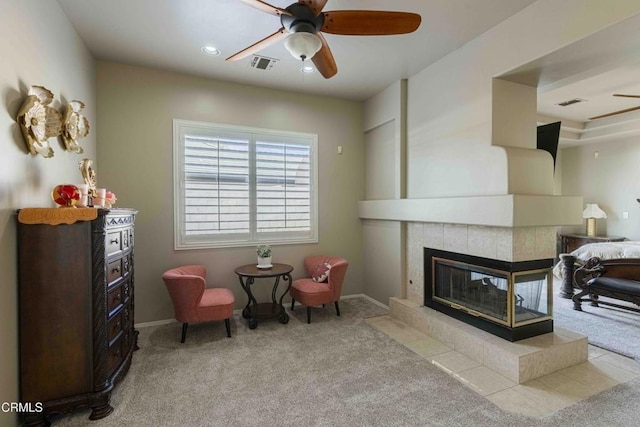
[{"left": 554, "top": 240, "right": 640, "bottom": 300}]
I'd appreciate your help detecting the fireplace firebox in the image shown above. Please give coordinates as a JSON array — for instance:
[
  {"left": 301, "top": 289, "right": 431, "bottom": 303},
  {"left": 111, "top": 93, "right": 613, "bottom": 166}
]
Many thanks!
[{"left": 424, "top": 248, "right": 553, "bottom": 341}]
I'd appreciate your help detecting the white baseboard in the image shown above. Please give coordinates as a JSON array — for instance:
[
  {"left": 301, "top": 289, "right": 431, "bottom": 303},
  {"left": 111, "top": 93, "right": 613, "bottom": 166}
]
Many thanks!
[
  {"left": 135, "top": 294, "right": 388, "bottom": 328},
  {"left": 135, "top": 318, "right": 176, "bottom": 328}
]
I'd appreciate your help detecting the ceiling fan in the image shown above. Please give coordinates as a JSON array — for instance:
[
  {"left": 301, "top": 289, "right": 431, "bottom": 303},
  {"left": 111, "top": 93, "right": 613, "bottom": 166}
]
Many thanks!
[
  {"left": 589, "top": 94, "right": 640, "bottom": 120},
  {"left": 226, "top": 0, "right": 422, "bottom": 79}
]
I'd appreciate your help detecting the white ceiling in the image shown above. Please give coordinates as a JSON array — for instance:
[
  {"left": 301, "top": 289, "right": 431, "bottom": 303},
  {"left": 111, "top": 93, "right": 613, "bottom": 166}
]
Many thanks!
[
  {"left": 56, "top": 0, "right": 538, "bottom": 101},
  {"left": 537, "top": 64, "right": 640, "bottom": 123},
  {"left": 503, "top": 11, "right": 640, "bottom": 146},
  {"left": 56, "top": 0, "right": 640, "bottom": 146}
]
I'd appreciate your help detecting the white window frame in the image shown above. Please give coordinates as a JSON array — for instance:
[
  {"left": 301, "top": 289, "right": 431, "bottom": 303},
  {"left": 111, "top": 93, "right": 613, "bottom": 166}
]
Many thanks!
[{"left": 173, "top": 119, "right": 318, "bottom": 250}]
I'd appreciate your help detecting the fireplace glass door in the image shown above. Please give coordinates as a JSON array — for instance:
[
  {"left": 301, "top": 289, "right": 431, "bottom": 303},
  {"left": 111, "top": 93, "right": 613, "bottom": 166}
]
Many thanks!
[
  {"left": 432, "top": 257, "right": 551, "bottom": 328},
  {"left": 513, "top": 271, "right": 550, "bottom": 325}
]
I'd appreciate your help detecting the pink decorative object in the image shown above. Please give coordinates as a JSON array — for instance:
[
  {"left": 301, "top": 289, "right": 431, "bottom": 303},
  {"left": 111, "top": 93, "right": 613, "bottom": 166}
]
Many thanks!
[{"left": 105, "top": 191, "right": 117, "bottom": 208}]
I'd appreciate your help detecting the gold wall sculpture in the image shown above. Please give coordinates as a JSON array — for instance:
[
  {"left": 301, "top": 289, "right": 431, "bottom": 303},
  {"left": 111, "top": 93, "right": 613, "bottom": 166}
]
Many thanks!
[
  {"left": 16, "top": 86, "right": 62, "bottom": 158},
  {"left": 62, "top": 100, "right": 89, "bottom": 154}
]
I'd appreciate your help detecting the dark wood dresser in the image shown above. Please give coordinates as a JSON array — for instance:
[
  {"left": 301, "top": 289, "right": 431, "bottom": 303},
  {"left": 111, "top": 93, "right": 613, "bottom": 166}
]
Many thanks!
[{"left": 17, "top": 208, "right": 138, "bottom": 426}]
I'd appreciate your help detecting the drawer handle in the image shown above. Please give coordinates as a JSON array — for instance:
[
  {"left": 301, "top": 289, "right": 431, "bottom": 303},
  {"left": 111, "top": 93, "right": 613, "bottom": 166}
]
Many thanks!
[
  {"left": 112, "top": 266, "right": 121, "bottom": 273},
  {"left": 110, "top": 238, "right": 119, "bottom": 245},
  {"left": 114, "top": 293, "right": 121, "bottom": 302}
]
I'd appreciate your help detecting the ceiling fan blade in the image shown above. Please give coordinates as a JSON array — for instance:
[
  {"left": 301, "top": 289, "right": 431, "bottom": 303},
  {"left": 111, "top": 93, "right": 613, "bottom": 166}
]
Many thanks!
[
  {"left": 589, "top": 105, "right": 640, "bottom": 120},
  {"left": 613, "top": 94, "right": 640, "bottom": 98},
  {"left": 298, "top": 0, "right": 328, "bottom": 16},
  {"left": 237, "top": 0, "right": 292, "bottom": 16},
  {"left": 226, "top": 28, "right": 287, "bottom": 61},
  {"left": 312, "top": 33, "right": 337, "bottom": 79},
  {"left": 321, "top": 11, "right": 421, "bottom": 35}
]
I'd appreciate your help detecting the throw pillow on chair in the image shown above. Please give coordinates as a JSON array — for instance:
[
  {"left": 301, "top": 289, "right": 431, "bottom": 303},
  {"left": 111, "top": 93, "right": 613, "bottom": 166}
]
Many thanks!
[{"left": 311, "top": 262, "right": 332, "bottom": 282}]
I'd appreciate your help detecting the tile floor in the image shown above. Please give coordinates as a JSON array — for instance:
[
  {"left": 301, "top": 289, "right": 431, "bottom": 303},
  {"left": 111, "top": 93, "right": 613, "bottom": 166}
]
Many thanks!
[{"left": 366, "top": 315, "right": 640, "bottom": 418}]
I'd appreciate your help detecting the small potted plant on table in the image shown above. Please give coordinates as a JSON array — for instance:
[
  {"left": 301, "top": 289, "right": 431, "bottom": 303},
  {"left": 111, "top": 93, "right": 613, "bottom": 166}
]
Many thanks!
[{"left": 256, "top": 245, "right": 272, "bottom": 268}]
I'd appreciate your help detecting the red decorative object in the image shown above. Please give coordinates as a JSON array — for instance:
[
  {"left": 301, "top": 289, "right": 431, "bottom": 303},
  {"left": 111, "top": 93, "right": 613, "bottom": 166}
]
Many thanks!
[
  {"left": 52, "top": 184, "right": 80, "bottom": 207},
  {"left": 311, "top": 262, "right": 332, "bottom": 282}
]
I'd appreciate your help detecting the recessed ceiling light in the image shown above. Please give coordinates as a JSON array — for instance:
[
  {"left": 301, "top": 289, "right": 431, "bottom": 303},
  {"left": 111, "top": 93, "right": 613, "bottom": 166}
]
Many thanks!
[
  {"left": 301, "top": 65, "right": 315, "bottom": 74},
  {"left": 201, "top": 45, "right": 221, "bottom": 56}
]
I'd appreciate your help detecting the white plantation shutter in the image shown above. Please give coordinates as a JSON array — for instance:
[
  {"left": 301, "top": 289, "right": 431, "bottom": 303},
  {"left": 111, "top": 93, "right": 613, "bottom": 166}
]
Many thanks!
[
  {"left": 184, "top": 132, "right": 250, "bottom": 236},
  {"left": 174, "top": 120, "right": 317, "bottom": 249},
  {"left": 256, "top": 139, "right": 311, "bottom": 235}
]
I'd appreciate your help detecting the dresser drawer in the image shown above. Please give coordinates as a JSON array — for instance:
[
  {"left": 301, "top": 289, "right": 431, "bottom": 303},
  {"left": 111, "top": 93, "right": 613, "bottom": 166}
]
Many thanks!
[
  {"left": 107, "top": 310, "right": 123, "bottom": 344},
  {"left": 106, "top": 230, "right": 122, "bottom": 256},
  {"left": 107, "top": 284, "right": 124, "bottom": 315},
  {"left": 107, "top": 337, "right": 123, "bottom": 374},
  {"left": 107, "top": 258, "right": 123, "bottom": 285}
]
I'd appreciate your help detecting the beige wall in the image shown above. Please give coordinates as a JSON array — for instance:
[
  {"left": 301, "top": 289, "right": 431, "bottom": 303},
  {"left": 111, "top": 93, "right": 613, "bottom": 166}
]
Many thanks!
[
  {"left": 362, "top": 81, "right": 406, "bottom": 306},
  {"left": 365, "top": 122, "right": 396, "bottom": 201},
  {"left": 560, "top": 136, "right": 640, "bottom": 240},
  {"left": 96, "top": 61, "right": 365, "bottom": 323},
  {"left": 0, "top": 1, "right": 96, "bottom": 425},
  {"left": 363, "top": 121, "right": 403, "bottom": 305}
]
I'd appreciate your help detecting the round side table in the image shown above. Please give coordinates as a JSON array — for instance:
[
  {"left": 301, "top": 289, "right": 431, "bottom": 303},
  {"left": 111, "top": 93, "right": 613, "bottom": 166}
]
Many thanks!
[{"left": 234, "top": 263, "right": 293, "bottom": 329}]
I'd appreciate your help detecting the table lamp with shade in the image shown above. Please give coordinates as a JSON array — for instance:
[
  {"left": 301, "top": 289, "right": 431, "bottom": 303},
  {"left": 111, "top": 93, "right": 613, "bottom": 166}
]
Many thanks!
[{"left": 583, "top": 204, "right": 607, "bottom": 237}]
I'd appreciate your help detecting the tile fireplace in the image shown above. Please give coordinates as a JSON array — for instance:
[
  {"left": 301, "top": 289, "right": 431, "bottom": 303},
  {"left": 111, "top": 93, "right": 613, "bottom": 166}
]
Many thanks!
[{"left": 424, "top": 248, "right": 553, "bottom": 341}]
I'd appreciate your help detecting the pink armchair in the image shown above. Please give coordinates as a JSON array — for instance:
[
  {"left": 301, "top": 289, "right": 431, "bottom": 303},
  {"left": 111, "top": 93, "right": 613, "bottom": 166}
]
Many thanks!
[
  {"left": 290, "top": 256, "right": 349, "bottom": 324},
  {"left": 162, "top": 265, "right": 235, "bottom": 343}
]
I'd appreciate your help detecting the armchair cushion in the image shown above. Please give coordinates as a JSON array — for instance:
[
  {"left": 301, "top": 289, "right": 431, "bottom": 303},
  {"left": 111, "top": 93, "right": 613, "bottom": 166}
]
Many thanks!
[
  {"left": 290, "top": 278, "right": 331, "bottom": 307},
  {"left": 198, "top": 287, "right": 235, "bottom": 320}
]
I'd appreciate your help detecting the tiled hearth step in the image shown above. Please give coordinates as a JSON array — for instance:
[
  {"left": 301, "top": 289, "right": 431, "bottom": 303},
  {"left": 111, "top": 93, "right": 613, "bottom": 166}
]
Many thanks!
[{"left": 387, "top": 297, "right": 588, "bottom": 383}]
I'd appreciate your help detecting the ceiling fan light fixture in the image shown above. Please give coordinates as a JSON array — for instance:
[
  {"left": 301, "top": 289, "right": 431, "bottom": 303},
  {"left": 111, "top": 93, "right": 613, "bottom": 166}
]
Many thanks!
[
  {"left": 284, "top": 32, "right": 322, "bottom": 61},
  {"left": 301, "top": 65, "right": 315, "bottom": 74}
]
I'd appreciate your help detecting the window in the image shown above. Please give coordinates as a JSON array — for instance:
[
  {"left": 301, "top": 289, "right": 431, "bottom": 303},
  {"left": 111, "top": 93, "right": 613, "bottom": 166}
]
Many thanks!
[{"left": 173, "top": 119, "right": 318, "bottom": 249}]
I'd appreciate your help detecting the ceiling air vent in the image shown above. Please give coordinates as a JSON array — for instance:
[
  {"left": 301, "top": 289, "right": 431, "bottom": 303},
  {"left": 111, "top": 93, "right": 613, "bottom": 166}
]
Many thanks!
[
  {"left": 249, "top": 55, "right": 278, "bottom": 71},
  {"left": 556, "top": 98, "right": 587, "bottom": 107}
]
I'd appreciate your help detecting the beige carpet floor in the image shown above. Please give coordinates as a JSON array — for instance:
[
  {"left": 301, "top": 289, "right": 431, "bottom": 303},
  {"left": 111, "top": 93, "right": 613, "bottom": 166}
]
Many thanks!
[
  {"left": 553, "top": 291, "right": 640, "bottom": 361},
  {"left": 52, "top": 297, "right": 640, "bottom": 426}
]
